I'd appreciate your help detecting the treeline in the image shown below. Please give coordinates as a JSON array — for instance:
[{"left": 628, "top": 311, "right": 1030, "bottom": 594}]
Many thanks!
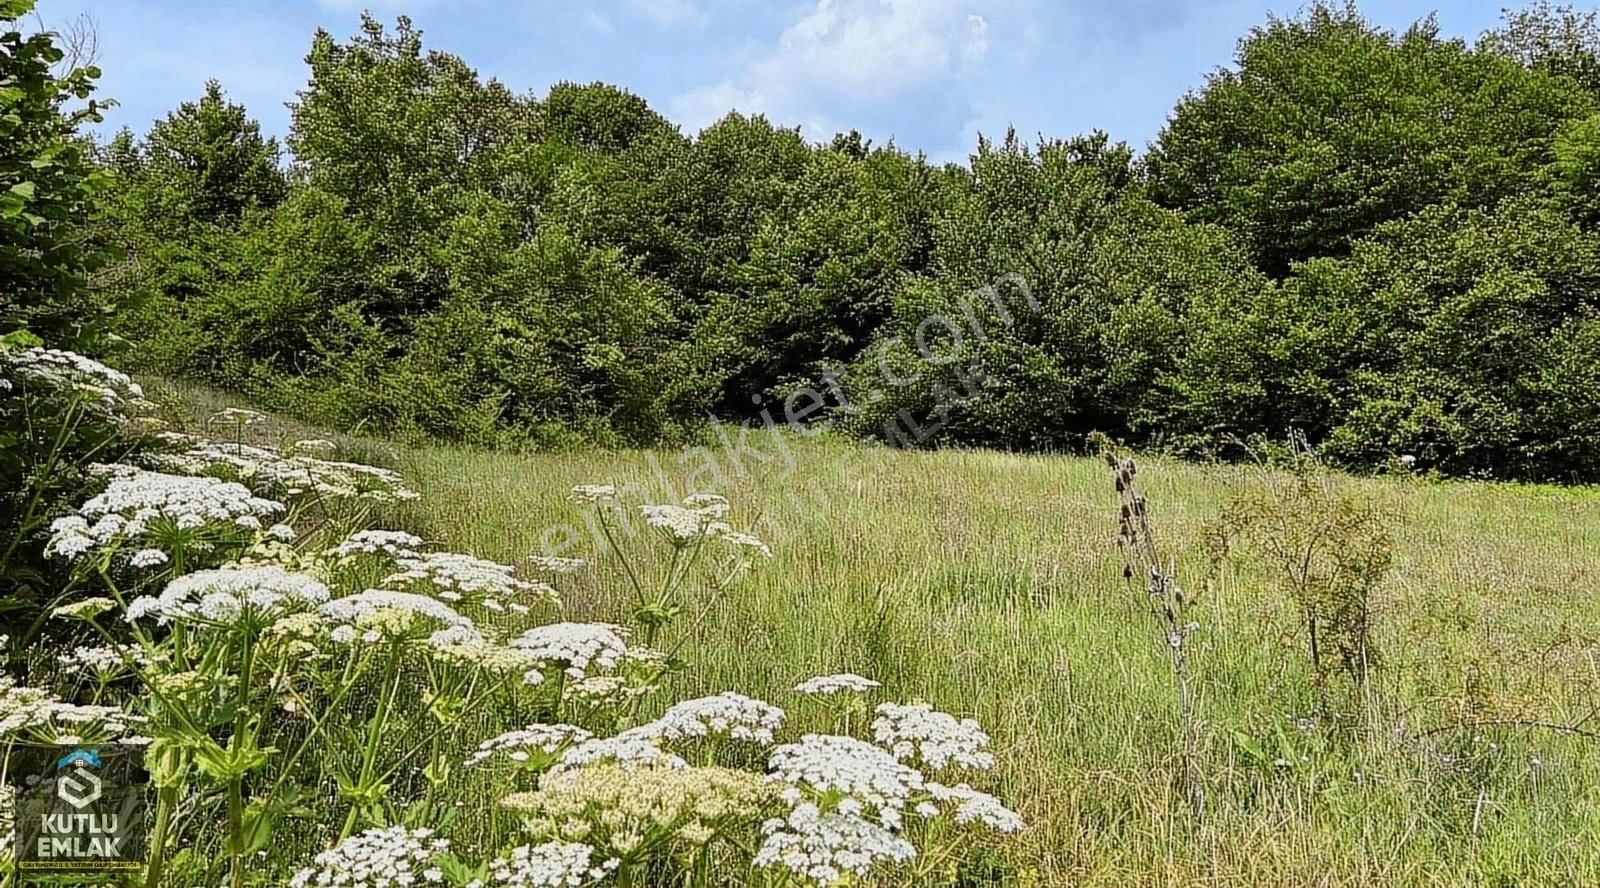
[{"left": 9, "top": 1, "right": 1600, "bottom": 480}]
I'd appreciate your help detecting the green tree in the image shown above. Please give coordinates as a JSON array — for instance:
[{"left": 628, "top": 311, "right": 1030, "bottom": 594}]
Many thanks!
[
  {"left": 1482, "top": 1, "right": 1600, "bottom": 98},
  {"left": 0, "top": 0, "right": 117, "bottom": 351},
  {"left": 139, "top": 80, "right": 286, "bottom": 224},
  {"left": 1147, "top": 2, "right": 1595, "bottom": 274},
  {"left": 844, "top": 132, "right": 1267, "bottom": 451}
]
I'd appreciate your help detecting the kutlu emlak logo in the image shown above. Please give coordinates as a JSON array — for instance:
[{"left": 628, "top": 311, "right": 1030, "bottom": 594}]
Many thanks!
[
  {"left": 12, "top": 744, "right": 146, "bottom": 873},
  {"left": 55, "top": 748, "right": 105, "bottom": 809}
]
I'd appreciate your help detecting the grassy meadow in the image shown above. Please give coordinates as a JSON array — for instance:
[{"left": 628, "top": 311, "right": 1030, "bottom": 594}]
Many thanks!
[{"left": 162, "top": 383, "right": 1600, "bottom": 885}]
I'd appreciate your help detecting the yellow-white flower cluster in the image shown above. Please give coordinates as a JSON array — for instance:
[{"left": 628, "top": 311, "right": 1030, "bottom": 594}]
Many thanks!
[
  {"left": 503, "top": 762, "right": 771, "bottom": 854},
  {"left": 321, "top": 589, "right": 472, "bottom": 643}
]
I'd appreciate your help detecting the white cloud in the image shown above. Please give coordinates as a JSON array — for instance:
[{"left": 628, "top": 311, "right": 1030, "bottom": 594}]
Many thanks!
[{"left": 669, "top": 0, "right": 991, "bottom": 138}]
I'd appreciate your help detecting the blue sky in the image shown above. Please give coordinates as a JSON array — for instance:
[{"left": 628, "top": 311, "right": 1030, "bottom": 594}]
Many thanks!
[{"left": 60, "top": 0, "right": 1509, "bottom": 163}]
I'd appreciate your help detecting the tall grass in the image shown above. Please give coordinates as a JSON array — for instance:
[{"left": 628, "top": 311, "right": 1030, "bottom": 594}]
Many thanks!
[
  {"left": 150, "top": 380, "right": 1600, "bottom": 884},
  {"left": 389, "top": 435, "right": 1600, "bottom": 886}
]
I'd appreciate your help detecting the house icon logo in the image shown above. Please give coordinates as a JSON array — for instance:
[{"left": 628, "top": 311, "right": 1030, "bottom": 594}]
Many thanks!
[{"left": 55, "top": 748, "right": 103, "bottom": 810}]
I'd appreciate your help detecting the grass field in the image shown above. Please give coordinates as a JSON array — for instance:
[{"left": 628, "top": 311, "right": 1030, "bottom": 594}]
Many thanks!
[{"left": 159, "top": 382, "right": 1600, "bottom": 886}]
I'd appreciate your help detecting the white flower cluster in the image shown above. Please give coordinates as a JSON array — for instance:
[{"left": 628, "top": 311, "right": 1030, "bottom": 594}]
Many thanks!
[
  {"left": 3, "top": 347, "right": 146, "bottom": 411},
  {"left": 794, "top": 673, "right": 881, "bottom": 696},
  {"left": 555, "top": 728, "right": 688, "bottom": 773},
  {"left": 925, "top": 782, "right": 1024, "bottom": 833},
  {"left": 45, "top": 465, "right": 286, "bottom": 561},
  {"left": 754, "top": 710, "right": 1019, "bottom": 885},
  {"left": 511, "top": 623, "right": 628, "bottom": 681},
  {"left": 292, "top": 438, "right": 338, "bottom": 457},
  {"left": 157, "top": 439, "right": 419, "bottom": 503},
  {"left": 568, "top": 484, "right": 617, "bottom": 504},
  {"left": 639, "top": 503, "right": 716, "bottom": 540},
  {"left": 322, "top": 589, "right": 472, "bottom": 642},
  {"left": 871, "top": 702, "right": 995, "bottom": 771},
  {"left": 755, "top": 802, "right": 915, "bottom": 887},
  {"left": 207, "top": 407, "right": 268, "bottom": 426},
  {"left": 385, "top": 551, "right": 557, "bottom": 610},
  {"left": 714, "top": 528, "right": 773, "bottom": 558},
  {"left": 644, "top": 692, "right": 785, "bottom": 745},
  {"left": 638, "top": 493, "right": 771, "bottom": 557},
  {"left": 0, "top": 675, "right": 144, "bottom": 741},
  {"left": 467, "top": 724, "right": 594, "bottom": 768},
  {"left": 129, "top": 548, "right": 170, "bottom": 568},
  {"left": 527, "top": 554, "right": 587, "bottom": 574},
  {"left": 288, "top": 826, "right": 448, "bottom": 888},
  {"left": 57, "top": 645, "right": 130, "bottom": 676},
  {"left": 767, "top": 734, "right": 926, "bottom": 828},
  {"left": 485, "top": 841, "right": 618, "bottom": 888},
  {"left": 127, "top": 565, "right": 330, "bottom": 627},
  {"left": 327, "top": 530, "right": 424, "bottom": 560}
]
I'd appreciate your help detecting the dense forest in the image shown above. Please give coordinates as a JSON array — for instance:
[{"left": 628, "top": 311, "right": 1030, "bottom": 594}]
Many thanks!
[{"left": 8, "top": 0, "right": 1600, "bottom": 481}]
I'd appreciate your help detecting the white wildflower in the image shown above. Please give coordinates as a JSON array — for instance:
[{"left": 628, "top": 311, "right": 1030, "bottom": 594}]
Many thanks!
[
  {"left": 644, "top": 692, "right": 785, "bottom": 745},
  {"left": 127, "top": 565, "right": 330, "bottom": 627},
  {"left": 0, "top": 675, "right": 145, "bottom": 741},
  {"left": 794, "top": 673, "right": 881, "bottom": 696},
  {"left": 639, "top": 504, "right": 714, "bottom": 541},
  {"left": 926, "top": 782, "right": 1024, "bottom": 833},
  {"left": 755, "top": 802, "right": 915, "bottom": 886},
  {"left": 327, "top": 530, "right": 424, "bottom": 560},
  {"left": 292, "top": 439, "right": 338, "bottom": 457},
  {"left": 385, "top": 551, "right": 558, "bottom": 607},
  {"left": 511, "top": 623, "right": 628, "bottom": 680},
  {"left": 527, "top": 554, "right": 587, "bottom": 574},
  {"left": 487, "top": 842, "right": 618, "bottom": 888},
  {"left": 288, "top": 826, "right": 448, "bottom": 888},
  {"left": 129, "top": 548, "right": 169, "bottom": 568},
  {"left": 767, "top": 734, "right": 925, "bottom": 828},
  {"left": 871, "top": 702, "right": 994, "bottom": 771},
  {"left": 158, "top": 439, "right": 419, "bottom": 503},
  {"left": 3, "top": 348, "right": 145, "bottom": 410},
  {"left": 57, "top": 645, "right": 129, "bottom": 676},
  {"left": 208, "top": 407, "right": 267, "bottom": 426},
  {"left": 321, "top": 590, "right": 472, "bottom": 640},
  {"left": 466, "top": 724, "right": 593, "bottom": 768},
  {"left": 568, "top": 484, "right": 617, "bottom": 504},
  {"left": 680, "top": 492, "right": 729, "bottom": 517},
  {"left": 710, "top": 524, "right": 772, "bottom": 558},
  {"left": 555, "top": 728, "right": 688, "bottom": 772},
  {"left": 44, "top": 466, "right": 286, "bottom": 561},
  {"left": 50, "top": 598, "right": 116, "bottom": 621}
]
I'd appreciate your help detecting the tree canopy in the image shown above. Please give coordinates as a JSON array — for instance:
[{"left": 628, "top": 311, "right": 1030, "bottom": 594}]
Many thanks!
[{"left": 14, "top": 0, "right": 1600, "bottom": 481}]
